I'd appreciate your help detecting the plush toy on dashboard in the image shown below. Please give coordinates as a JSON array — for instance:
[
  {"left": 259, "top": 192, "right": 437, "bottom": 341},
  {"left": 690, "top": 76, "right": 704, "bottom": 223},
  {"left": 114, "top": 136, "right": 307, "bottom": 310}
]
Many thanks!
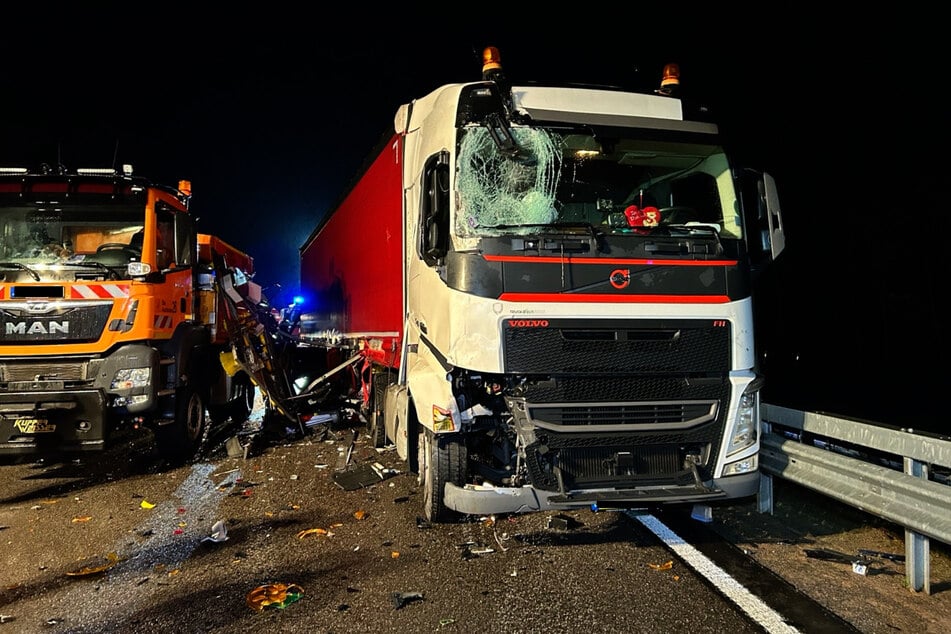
[{"left": 624, "top": 204, "right": 661, "bottom": 232}]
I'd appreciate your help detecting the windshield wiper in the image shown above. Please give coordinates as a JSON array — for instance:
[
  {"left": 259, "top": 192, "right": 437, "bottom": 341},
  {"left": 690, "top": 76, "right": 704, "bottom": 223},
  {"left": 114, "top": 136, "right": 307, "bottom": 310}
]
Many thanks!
[
  {"left": 0, "top": 262, "right": 40, "bottom": 281},
  {"left": 665, "top": 222, "right": 721, "bottom": 235},
  {"left": 484, "top": 222, "right": 602, "bottom": 254},
  {"left": 483, "top": 222, "right": 600, "bottom": 237},
  {"left": 628, "top": 223, "right": 721, "bottom": 239},
  {"left": 647, "top": 224, "right": 723, "bottom": 256}
]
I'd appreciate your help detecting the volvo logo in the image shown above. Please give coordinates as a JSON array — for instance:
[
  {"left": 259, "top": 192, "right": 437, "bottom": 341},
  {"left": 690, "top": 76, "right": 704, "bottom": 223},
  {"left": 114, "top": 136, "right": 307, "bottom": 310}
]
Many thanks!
[
  {"left": 610, "top": 269, "right": 631, "bottom": 289},
  {"left": 5, "top": 321, "right": 69, "bottom": 335},
  {"left": 507, "top": 319, "right": 549, "bottom": 327}
]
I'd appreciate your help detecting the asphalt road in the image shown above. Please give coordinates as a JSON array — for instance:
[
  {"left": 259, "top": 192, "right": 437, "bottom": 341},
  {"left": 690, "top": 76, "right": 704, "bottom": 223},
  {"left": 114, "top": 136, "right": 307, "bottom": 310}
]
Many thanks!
[
  {"left": 1, "top": 404, "right": 947, "bottom": 634},
  {"left": 0, "top": 414, "right": 775, "bottom": 634}
]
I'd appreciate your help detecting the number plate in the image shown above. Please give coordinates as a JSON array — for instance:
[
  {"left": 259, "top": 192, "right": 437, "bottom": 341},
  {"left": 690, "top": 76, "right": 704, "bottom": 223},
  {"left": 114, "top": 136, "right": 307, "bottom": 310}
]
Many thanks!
[{"left": 14, "top": 418, "right": 56, "bottom": 433}]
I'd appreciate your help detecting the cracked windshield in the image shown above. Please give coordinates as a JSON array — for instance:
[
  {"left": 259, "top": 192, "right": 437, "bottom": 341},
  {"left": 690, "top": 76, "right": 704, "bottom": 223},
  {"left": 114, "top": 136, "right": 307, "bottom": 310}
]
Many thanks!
[
  {"left": 0, "top": 204, "right": 145, "bottom": 279},
  {"left": 455, "top": 126, "right": 743, "bottom": 240}
]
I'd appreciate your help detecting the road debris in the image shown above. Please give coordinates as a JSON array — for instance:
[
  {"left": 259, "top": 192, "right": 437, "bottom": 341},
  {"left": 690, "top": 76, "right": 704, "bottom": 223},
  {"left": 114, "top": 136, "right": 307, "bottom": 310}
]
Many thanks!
[
  {"left": 201, "top": 519, "right": 229, "bottom": 543},
  {"left": 335, "top": 431, "right": 355, "bottom": 470},
  {"left": 690, "top": 503, "right": 713, "bottom": 523},
  {"left": 547, "top": 515, "right": 569, "bottom": 530},
  {"left": 390, "top": 591, "right": 424, "bottom": 609},
  {"left": 332, "top": 461, "right": 396, "bottom": 490},
  {"left": 225, "top": 435, "right": 249, "bottom": 459},
  {"left": 858, "top": 549, "right": 905, "bottom": 562},
  {"left": 297, "top": 527, "right": 334, "bottom": 539},
  {"left": 492, "top": 528, "right": 510, "bottom": 552},
  {"left": 416, "top": 516, "right": 432, "bottom": 529},
  {"left": 246, "top": 583, "right": 305, "bottom": 611},
  {"left": 457, "top": 541, "right": 495, "bottom": 559},
  {"left": 66, "top": 552, "right": 120, "bottom": 577},
  {"left": 803, "top": 548, "right": 871, "bottom": 567},
  {"left": 546, "top": 513, "right": 583, "bottom": 531},
  {"left": 802, "top": 547, "right": 902, "bottom": 576}
]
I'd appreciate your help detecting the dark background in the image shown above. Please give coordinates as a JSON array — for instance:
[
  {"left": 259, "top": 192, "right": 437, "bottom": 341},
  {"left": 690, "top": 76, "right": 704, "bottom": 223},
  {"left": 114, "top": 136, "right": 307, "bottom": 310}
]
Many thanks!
[{"left": 1, "top": 8, "right": 943, "bottom": 433}]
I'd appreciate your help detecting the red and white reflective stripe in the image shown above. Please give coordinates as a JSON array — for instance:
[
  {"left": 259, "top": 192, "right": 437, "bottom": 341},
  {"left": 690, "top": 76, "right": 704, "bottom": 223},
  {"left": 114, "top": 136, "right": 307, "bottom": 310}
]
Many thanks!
[
  {"left": 0, "top": 286, "right": 5, "bottom": 299},
  {"left": 154, "top": 315, "right": 174, "bottom": 329},
  {"left": 69, "top": 284, "right": 131, "bottom": 299}
]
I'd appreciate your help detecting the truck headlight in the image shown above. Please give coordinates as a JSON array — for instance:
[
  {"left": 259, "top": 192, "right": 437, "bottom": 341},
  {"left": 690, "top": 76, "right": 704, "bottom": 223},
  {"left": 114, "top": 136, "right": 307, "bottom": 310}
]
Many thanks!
[
  {"left": 127, "top": 261, "right": 151, "bottom": 277},
  {"left": 114, "top": 394, "right": 150, "bottom": 407},
  {"left": 726, "top": 383, "right": 759, "bottom": 456},
  {"left": 722, "top": 454, "right": 758, "bottom": 476},
  {"left": 111, "top": 367, "right": 151, "bottom": 390}
]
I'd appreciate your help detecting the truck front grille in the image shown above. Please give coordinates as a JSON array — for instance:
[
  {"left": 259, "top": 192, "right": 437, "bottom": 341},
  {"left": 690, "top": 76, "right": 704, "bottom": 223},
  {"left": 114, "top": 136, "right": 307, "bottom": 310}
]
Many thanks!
[
  {"left": 0, "top": 301, "right": 112, "bottom": 344},
  {"left": 503, "top": 317, "right": 731, "bottom": 374},
  {"left": 529, "top": 400, "right": 717, "bottom": 428},
  {"left": 558, "top": 445, "right": 689, "bottom": 485},
  {"left": 501, "top": 317, "right": 735, "bottom": 494},
  {"left": 524, "top": 423, "right": 720, "bottom": 491},
  {"left": 0, "top": 359, "right": 94, "bottom": 386}
]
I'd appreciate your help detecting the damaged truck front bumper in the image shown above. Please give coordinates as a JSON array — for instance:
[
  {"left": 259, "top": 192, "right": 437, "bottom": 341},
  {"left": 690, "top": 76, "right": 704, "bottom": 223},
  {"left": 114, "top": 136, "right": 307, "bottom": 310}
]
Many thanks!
[
  {"left": 0, "top": 344, "right": 160, "bottom": 456},
  {"left": 443, "top": 471, "right": 760, "bottom": 516}
]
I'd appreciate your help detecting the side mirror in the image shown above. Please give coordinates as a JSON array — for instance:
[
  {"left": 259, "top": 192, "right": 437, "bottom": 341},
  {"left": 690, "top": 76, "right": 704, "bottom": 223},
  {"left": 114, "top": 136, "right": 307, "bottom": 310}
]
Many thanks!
[
  {"left": 142, "top": 270, "right": 167, "bottom": 283},
  {"left": 741, "top": 168, "right": 785, "bottom": 263},
  {"left": 421, "top": 153, "right": 450, "bottom": 266},
  {"left": 761, "top": 173, "right": 785, "bottom": 259}
]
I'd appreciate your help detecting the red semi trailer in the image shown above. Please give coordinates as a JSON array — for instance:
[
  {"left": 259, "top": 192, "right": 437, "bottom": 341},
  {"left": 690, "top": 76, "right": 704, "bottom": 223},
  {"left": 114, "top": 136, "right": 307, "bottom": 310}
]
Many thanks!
[{"left": 299, "top": 137, "right": 403, "bottom": 365}]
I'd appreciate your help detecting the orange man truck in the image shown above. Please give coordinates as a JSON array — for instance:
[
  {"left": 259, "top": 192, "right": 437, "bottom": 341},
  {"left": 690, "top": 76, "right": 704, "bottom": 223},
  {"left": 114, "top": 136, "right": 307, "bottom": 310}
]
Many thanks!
[
  {"left": 0, "top": 164, "right": 257, "bottom": 461},
  {"left": 299, "top": 48, "right": 786, "bottom": 522}
]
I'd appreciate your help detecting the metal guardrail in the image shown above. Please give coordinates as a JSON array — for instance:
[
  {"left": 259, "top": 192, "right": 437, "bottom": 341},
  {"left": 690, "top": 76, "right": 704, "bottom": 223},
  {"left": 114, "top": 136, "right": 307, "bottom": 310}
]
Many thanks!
[{"left": 758, "top": 403, "right": 951, "bottom": 594}]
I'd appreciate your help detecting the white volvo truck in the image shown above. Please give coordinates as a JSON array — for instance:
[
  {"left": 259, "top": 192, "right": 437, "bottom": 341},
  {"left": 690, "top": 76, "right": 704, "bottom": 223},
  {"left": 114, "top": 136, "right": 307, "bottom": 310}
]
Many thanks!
[{"left": 299, "top": 47, "right": 785, "bottom": 522}]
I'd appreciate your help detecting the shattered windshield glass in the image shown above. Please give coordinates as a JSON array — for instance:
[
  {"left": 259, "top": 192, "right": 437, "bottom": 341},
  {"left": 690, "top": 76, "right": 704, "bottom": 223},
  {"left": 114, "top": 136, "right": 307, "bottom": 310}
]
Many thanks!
[
  {"left": 456, "top": 127, "right": 561, "bottom": 232},
  {"left": 0, "top": 203, "right": 144, "bottom": 266},
  {"left": 454, "top": 125, "right": 743, "bottom": 241}
]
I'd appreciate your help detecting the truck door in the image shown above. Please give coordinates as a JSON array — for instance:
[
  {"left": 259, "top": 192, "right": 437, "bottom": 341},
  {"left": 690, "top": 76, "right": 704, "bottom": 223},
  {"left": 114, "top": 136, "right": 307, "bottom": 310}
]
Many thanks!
[{"left": 155, "top": 207, "right": 196, "bottom": 320}]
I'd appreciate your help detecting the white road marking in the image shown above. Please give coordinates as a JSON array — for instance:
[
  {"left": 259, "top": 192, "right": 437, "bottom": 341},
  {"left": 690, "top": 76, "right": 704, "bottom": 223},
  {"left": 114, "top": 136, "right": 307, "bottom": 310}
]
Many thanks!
[{"left": 631, "top": 512, "right": 801, "bottom": 634}]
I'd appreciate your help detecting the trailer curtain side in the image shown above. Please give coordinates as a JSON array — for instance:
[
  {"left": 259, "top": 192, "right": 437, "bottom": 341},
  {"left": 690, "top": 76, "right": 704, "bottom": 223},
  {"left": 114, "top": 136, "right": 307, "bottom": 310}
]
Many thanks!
[{"left": 299, "top": 134, "right": 403, "bottom": 353}]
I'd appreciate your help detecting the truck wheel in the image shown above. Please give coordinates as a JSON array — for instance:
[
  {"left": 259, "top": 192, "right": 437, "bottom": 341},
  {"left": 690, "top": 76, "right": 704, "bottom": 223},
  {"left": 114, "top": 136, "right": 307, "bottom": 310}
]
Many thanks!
[
  {"left": 230, "top": 372, "right": 256, "bottom": 424},
  {"left": 418, "top": 428, "right": 466, "bottom": 523},
  {"left": 368, "top": 376, "right": 389, "bottom": 448},
  {"left": 156, "top": 385, "right": 207, "bottom": 462}
]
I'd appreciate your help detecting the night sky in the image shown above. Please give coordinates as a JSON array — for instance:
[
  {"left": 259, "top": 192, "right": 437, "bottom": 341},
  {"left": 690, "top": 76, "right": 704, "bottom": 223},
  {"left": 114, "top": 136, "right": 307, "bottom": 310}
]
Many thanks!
[{"left": 1, "top": 8, "right": 943, "bottom": 433}]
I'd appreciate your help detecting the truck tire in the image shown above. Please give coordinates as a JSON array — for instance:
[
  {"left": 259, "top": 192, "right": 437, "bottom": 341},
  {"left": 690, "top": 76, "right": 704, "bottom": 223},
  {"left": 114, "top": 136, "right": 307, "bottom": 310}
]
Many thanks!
[
  {"left": 229, "top": 372, "right": 256, "bottom": 424},
  {"left": 418, "top": 428, "right": 466, "bottom": 523},
  {"left": 368, "top": 375, "right": 390, "bottom": 448},
  {"left": 208, "top": 372, "right": 255, "bottom": 425},
  {"left": 156, "top": 384, "right": 207, "bottom": 463}
]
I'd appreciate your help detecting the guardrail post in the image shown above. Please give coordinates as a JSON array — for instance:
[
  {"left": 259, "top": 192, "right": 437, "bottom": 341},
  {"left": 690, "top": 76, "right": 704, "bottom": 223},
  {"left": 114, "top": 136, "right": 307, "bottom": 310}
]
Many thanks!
[
  {"left": 758, "top": 422, "right": 774, "bottom": 515},
  {"left": 903, "top": 457, "right": 931, "bottom": 594}
]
